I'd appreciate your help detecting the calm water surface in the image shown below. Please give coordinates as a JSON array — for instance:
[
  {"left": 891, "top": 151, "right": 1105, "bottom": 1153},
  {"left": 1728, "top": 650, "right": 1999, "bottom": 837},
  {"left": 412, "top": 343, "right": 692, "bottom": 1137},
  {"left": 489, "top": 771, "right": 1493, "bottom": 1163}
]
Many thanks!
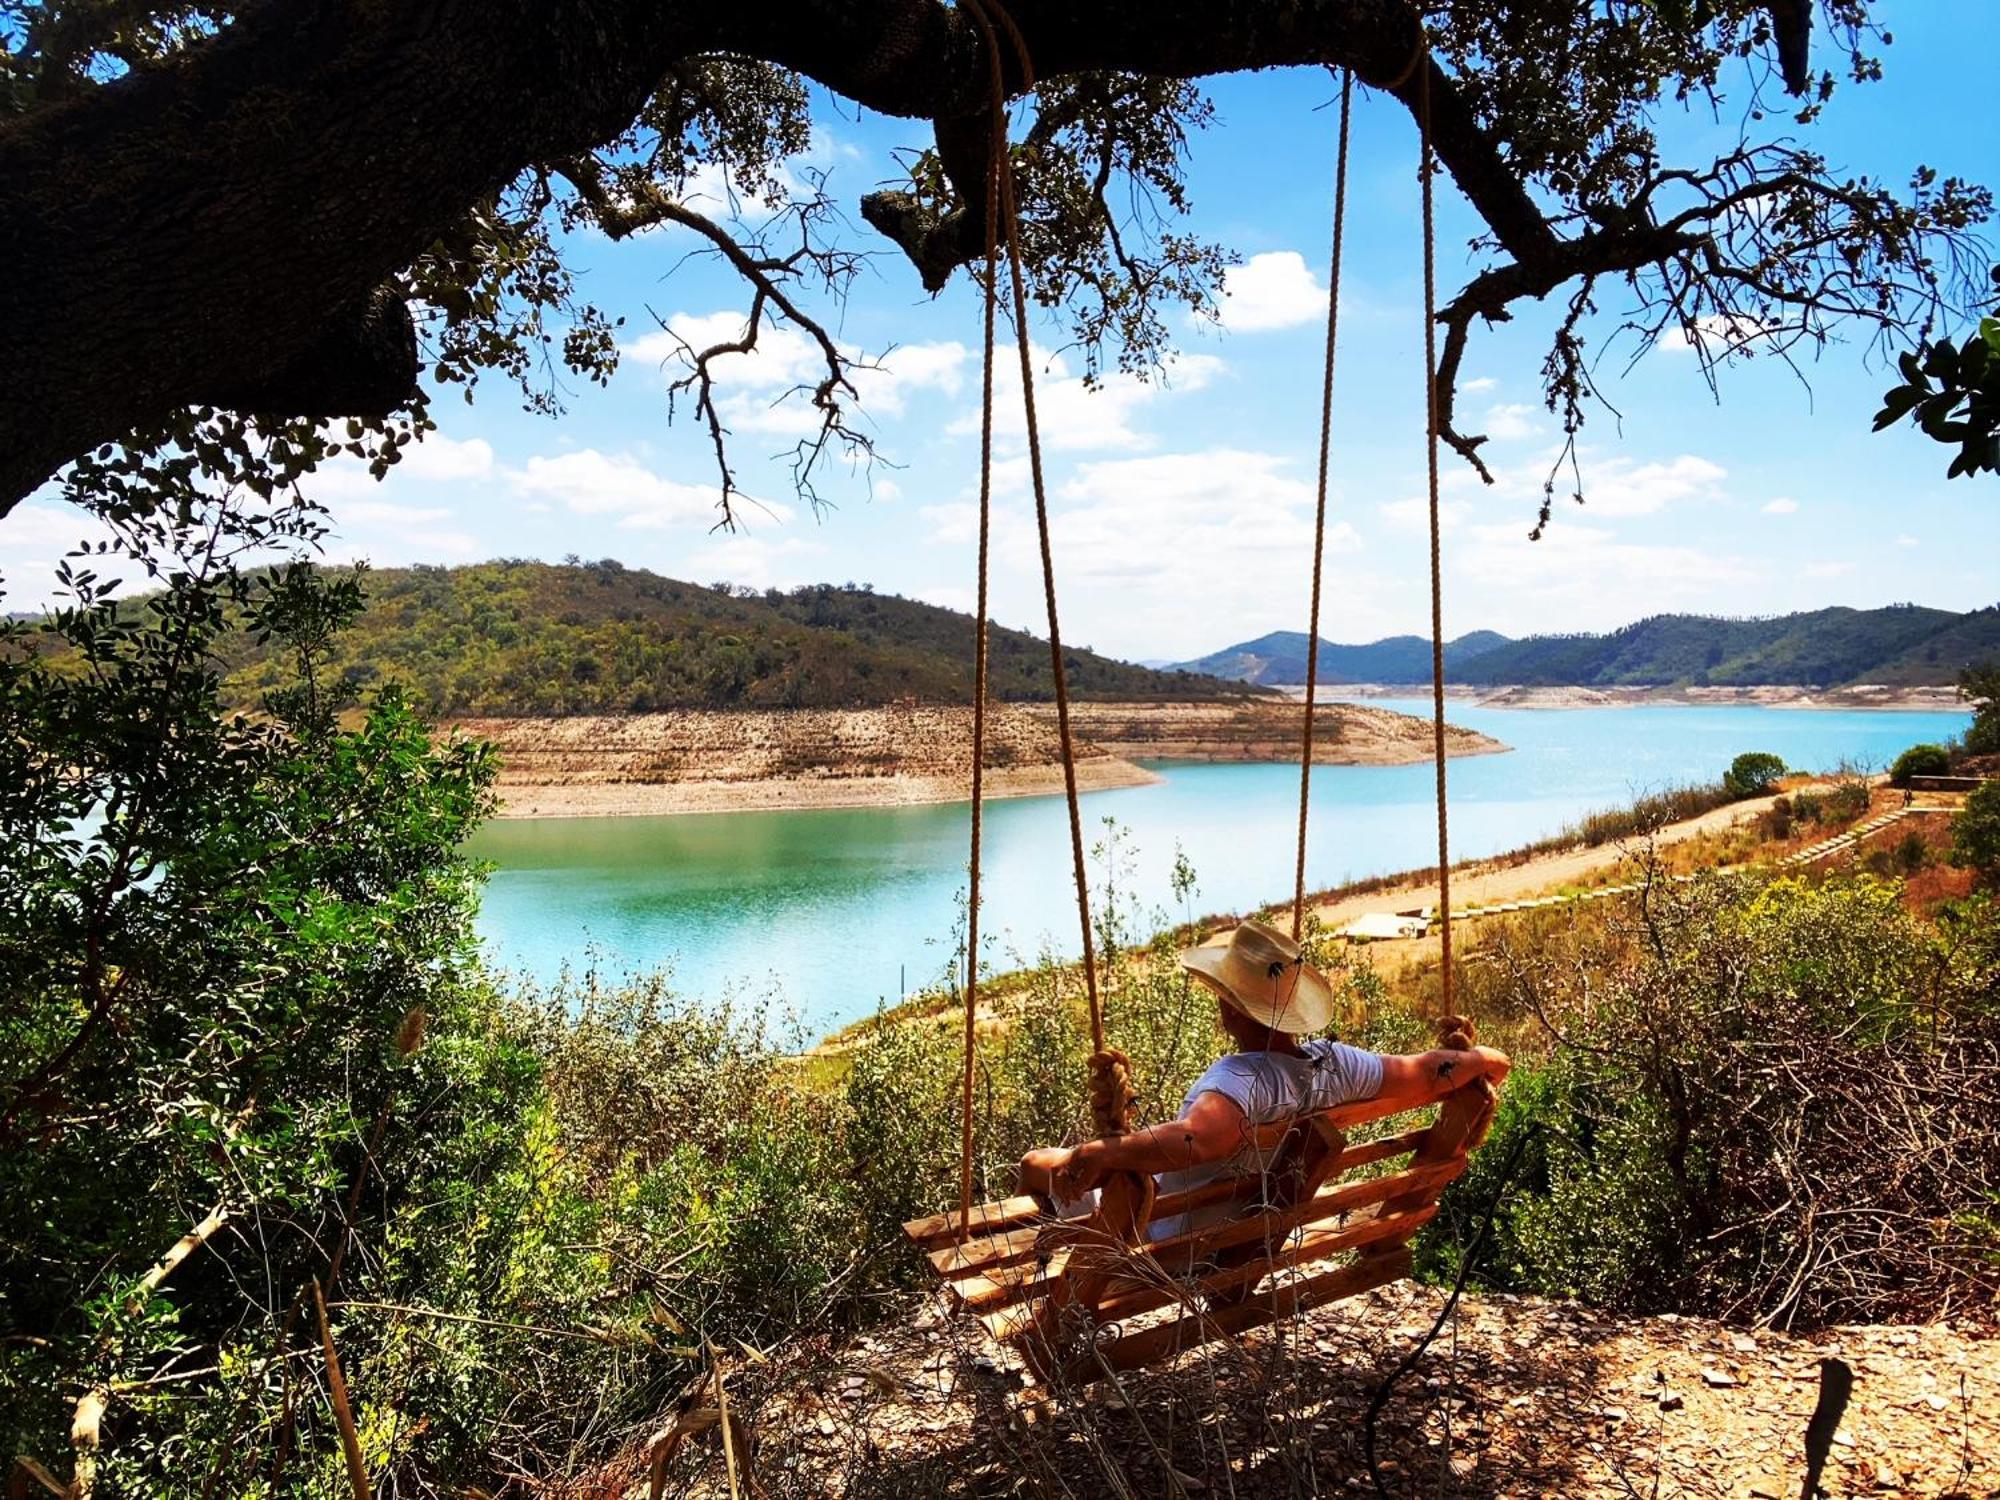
[{"left": 469, "top": 701, "right": 1968, "bottom": 1032}]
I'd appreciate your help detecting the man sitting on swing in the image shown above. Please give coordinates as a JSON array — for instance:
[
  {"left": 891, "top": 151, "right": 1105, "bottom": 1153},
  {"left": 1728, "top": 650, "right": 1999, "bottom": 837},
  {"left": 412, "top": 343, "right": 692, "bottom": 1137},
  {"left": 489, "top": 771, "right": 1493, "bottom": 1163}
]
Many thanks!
[{"left": 1018, "top": 919, "right": 1509, "bottom": 1239}]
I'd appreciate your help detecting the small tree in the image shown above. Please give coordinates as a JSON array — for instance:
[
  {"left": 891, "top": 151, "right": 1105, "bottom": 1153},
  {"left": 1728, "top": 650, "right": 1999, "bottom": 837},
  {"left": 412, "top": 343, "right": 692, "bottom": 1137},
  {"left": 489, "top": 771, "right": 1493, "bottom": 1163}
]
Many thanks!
[
  {"left": 1890, "top": 743, "right": 1953, "bottom": 786},
  {"left": 1952, "top": 782, "right": 2000, "bottom": 878},
  {"left": 1962, "top": 662, "right": 2000, "bottom": 756},
  {"left": 1724, "top": 751, "right": 1787, "bottom": 798}
]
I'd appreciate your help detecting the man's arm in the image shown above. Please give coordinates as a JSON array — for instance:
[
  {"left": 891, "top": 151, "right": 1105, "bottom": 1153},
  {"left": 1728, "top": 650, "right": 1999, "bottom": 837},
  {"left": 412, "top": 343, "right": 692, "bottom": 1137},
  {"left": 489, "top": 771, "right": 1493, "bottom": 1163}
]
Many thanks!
[
  {"left": 1021, "top": 1088, "right": 1248, "bottom": 1203},
  {"left": 1374, "top": 1044, "right": 1510, "bottom": 1112}
]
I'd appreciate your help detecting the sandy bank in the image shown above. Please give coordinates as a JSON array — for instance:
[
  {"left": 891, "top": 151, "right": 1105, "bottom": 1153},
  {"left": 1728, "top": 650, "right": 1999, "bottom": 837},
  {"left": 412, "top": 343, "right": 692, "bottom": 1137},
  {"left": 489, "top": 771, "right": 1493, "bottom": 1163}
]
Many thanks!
[
  {"left": 463, "top": 700, "right": 1507, "bottom": 818},
  {"left": 1323, "top": 682, "right": 1965, "bottom": 712},
  {"left": 491, "top": 759, "right": 1161, "bottom": 819}
]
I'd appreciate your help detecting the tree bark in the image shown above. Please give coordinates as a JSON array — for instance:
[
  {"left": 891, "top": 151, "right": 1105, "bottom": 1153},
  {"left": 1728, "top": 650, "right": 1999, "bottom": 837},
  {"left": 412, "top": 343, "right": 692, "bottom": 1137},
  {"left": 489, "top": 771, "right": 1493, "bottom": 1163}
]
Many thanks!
[{"left": 0, "top": 0, "right": 1671, "bottom": 510}]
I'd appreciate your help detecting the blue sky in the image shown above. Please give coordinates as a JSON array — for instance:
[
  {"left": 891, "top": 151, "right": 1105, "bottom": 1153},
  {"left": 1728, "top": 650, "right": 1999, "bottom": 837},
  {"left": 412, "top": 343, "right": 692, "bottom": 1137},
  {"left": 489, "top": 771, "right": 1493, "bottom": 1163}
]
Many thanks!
[{"left": 6, "top": 0, "right": 1996, "bottom": 662}]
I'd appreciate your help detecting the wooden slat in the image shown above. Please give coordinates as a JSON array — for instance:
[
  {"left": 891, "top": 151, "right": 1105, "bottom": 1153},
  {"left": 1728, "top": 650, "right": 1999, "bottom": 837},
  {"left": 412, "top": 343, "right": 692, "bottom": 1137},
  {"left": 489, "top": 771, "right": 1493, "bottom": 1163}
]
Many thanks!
[
  {"left": 936, "top": 1153, "right": 1461, "bottom": 1295},
  {"left": 932, "top": 1124, "right": 1434, "bottom": 1279},
  {"left": 902, "top": 1195, "right": 1042, "bottom": 1251},
  {"left": 982, "top": 1203, "right": 1437, "bottom": 1340},
  {"left": 1143, "top": 1155, "right": 1462, "bottom": 1262},
  {"left": 1092, "top": 1204, "right": 1436, "bottom": 1325},
  {"left": 1056, "top": 1246, "right": 1414, "bottom": 1384},
  {"left": 1334, "top": 1125, "right": 1430, "bottom": 1173},
  {"left": 908, "top": 1118, "right": 1435, "bottom": 1262}
]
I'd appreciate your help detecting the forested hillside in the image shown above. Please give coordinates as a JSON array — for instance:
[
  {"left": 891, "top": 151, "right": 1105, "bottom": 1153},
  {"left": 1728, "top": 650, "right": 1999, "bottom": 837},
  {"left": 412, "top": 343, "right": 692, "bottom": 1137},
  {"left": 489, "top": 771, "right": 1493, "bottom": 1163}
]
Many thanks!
[
  {"left": 1459, "top": 605, "right": 2000, "bottom": 687},
  {"left": 209, "top": 561, "right": 1263, "bottom": 714},
  {"left": 1171, "top": 629, "right": 1511, "bottom": 685},
  {"left": 1183, "top": 607, "right": 2000, "bottom": 688}
]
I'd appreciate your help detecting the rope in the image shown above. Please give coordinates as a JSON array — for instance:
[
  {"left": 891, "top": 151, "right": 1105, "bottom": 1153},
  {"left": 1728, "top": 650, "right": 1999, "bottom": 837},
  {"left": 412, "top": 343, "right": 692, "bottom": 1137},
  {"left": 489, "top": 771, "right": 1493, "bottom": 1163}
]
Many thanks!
[
  {"left": 1418, "top": 43, "right": 1455, "bottom": 1016},
  {"left": 968, "top": 3, "right": 1108, "bottom": 1065},
  {"left": 975, "top": 0, "right": 1128, "bottom": 1136},
  {"left": 1291, "top": 68, "right": 1353, "bottom": 943},
  {"left": 957, "top": 69, "right": 1006, "bottom": 1238}
]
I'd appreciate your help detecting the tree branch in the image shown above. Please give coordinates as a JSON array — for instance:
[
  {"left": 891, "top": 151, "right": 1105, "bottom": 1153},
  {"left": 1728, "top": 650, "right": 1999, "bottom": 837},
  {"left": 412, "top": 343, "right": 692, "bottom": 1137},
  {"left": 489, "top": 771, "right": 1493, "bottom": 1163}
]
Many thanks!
[{"left": 0, "top": 0, "right": 1822, "bottom": 510}]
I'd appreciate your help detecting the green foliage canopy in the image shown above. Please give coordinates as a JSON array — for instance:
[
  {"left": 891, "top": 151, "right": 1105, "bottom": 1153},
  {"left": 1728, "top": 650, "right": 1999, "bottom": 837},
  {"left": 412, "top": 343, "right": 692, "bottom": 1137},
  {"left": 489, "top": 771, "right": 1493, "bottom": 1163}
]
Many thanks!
[
  {"left": 1723, "top": 750, "right": 1786, "bottom": 797},
  {"left": 1889, "top": 742, "right": 1951, "bottom": 785},
  {"left": 1962, "top": 661, "right": 2000, "bottom": 755},
  {"left": 1952, "top": 782, "right": 2000, "bottom": 877}
]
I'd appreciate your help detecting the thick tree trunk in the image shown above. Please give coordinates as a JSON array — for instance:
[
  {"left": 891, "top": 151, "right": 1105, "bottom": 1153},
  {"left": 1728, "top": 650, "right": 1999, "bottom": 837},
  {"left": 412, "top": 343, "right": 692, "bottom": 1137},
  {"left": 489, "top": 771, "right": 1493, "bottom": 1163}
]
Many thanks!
[{"left": 0, "top": 0, "right": 1565, "bottom": 512}]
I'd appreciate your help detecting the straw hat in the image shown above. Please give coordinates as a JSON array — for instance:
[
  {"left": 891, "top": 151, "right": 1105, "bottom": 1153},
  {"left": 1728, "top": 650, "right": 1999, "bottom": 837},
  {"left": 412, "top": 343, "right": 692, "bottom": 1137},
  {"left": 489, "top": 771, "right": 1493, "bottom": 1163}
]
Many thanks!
[{"left": 1179, "top": 919, "right": 1334, "bottom": 1035}]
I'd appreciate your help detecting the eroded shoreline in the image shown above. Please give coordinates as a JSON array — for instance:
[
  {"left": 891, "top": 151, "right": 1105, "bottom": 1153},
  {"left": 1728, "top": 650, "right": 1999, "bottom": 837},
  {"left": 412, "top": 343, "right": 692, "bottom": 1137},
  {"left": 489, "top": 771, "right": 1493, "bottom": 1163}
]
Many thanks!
[
  {"left": 462, "top": 699, "right": 1508, "bottom": 819},
  {"left": 1324, "top": 682, "right": 1966, "bottom": 711}
]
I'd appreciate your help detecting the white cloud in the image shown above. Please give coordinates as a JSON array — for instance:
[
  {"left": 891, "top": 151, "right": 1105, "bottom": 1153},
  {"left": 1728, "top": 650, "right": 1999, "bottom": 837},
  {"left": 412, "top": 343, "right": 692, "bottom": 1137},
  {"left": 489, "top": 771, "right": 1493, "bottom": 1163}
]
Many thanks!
[
  {"left": 1762, "top": 497, "right": 1800, "bottom": 515},
  {"left": 1481, "top": 403, "right": 1542, "bottom": 442},
  {"left": 1458, "top": 520, "right": 1754, "bottom": 620},
  {"left": 922, "top": 447, "right": 1363, "bottom": 657},
  {"left": 1216, "top": 252, "right": 1327, "bottom": 333},
  {"left": 945, "top": 344, "right": 1225, "bottom": 453},
  {"left": 0, "top": 502, "right": 122, "bottom": 610},
  {"left": 509, "top": 448, "right": 725, "bottom": 525},
  {"left": 1895, "top": 534, "right": 1920, "bottom": 550},
  {"left": 1577, "top": 454, "right": 1727, "bottom": 517},
  {"left": 1462, "top": 376, "right": 1499, "bottom": 395},
  {"left": 679, "top": 531, "right": 825, "bottom": 591},
  {"left": 304, "top": 434, "right": 495, "bottom": 502},
  {"left": 1377, "top": 495, "right": 1472, "bottom": 533},
  {"left": 341, "top": 500, "right": 454, "bottom": 526},
  {"left": 1802, "top": 560, "right": 1857, "bottom": 579}
]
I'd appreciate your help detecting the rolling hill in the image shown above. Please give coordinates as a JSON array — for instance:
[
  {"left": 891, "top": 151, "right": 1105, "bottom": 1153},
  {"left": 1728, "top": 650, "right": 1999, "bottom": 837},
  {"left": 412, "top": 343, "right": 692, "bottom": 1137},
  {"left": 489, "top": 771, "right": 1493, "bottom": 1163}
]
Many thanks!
[
  {"left": 213, "top": 560, "right": 1267, "bottom": 715},
  {"left": 1179, "top": 606, "right": 2000, "bottom": 689},
  {"left": 1170, "top": 629, "right": 1511, "bottom": 686}
]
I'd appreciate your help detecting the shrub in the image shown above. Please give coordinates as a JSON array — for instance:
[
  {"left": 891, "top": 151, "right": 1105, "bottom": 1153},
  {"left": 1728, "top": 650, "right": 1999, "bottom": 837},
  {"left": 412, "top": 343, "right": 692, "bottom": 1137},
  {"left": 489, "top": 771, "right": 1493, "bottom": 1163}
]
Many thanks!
[
  {"left": 1824, "top": 777, "right": 1873, "bottom": 823},
  {"left": 1890, "top": 743, "right": 1953, "bottom": 785},
  {"left": 1434, "top": 874, "right": 2000, "bottom": 1327},
  {"left": 1758, "top": 796, "right": 1794, "bottom": 841},
  {"left": 1952, "top": 781, "right": 2000, "bottom": 878},
  {"left": 1963, "top": 662, "right": 2000, "bottom": 756},
  {"left": 1723, "top": 750, "right": 1787, "bottom": 798}
]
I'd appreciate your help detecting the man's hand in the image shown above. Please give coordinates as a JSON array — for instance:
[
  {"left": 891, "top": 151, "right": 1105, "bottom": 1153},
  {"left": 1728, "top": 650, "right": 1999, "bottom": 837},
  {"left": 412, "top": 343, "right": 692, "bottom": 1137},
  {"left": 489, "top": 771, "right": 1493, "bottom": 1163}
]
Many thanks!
[
  {"left": 1018, "top": 1144, "right": 1108, "bottom": 1205},
  {"left": 1470, "top": 1045, "right": 1511, "bottom": 1086}
]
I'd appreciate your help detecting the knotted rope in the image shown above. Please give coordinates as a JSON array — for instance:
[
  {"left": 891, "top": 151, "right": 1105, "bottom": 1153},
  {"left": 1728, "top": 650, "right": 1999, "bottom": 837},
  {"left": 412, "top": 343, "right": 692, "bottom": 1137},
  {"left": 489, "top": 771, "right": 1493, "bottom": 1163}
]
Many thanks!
[
  {"left": 1418, "top": 41, "right": 1456, "bottom": 1016},
  {"left": 956, "top": 19, "right": 1005, "bottom": 1235},
  {"left": 1291, "top": 67, "right": 1354, "bottom": 942},
  {"left": 956, "top": 0, "right": 1130, "bottom": 1231}
]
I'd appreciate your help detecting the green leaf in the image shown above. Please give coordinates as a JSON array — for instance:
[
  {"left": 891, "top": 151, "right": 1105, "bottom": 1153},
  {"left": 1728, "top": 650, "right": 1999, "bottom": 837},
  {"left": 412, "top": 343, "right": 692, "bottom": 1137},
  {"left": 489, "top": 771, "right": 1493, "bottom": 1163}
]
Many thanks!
[{"left": 1872, "top": 384, "right": 1923, "bottom": 430}]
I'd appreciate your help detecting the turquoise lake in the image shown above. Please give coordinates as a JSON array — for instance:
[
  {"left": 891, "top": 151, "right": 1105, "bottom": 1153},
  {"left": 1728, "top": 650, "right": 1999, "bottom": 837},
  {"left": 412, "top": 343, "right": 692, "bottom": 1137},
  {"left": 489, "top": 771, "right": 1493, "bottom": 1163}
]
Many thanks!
[{"left": 468, "top": 700, "right": 1969, "bottom": 1033}]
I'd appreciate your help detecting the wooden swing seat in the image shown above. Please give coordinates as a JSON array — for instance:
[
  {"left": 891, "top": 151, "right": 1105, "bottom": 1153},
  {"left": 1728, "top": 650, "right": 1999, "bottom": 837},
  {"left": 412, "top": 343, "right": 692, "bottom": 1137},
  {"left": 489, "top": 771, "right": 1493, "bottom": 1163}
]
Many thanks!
[{"left": 902, "top": 1069, "right": 1496, "bottom": 1386}]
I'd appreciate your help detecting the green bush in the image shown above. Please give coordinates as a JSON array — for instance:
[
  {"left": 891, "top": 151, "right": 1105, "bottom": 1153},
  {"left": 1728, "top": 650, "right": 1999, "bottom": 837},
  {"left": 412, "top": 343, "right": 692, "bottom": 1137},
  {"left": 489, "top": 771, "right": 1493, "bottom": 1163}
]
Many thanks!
[
  {"left": 1430, "top": 875, "right": 2000, "bottom": 1326},
  {"left": 1953, "top": 781, "right": 2000, "bottom": 877},
  {"left": 1890, "top": 742, "right": 1953, "bottom": 785},
  {"left": 1723, "top": 750, "right": 1787, "bottom": 798},
  {"left": 1824, "top": 777, "right": 1873, "bottom": 823},
  {"left": 1963, "top": 662, "right": 2000, "bottom": 755}
]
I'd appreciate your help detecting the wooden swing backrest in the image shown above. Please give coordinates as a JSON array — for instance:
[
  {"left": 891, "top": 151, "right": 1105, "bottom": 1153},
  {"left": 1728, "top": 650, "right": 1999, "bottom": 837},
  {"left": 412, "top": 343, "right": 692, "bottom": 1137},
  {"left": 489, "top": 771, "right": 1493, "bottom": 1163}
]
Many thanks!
[{"left": 901, "top": 1069, "right": 1495, "bottom": 1385}]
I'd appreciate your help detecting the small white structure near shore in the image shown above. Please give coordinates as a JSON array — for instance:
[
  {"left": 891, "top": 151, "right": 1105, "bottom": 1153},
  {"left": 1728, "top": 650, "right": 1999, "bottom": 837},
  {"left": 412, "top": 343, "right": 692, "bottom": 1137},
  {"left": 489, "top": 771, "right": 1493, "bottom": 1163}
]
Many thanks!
[{"left": 1341, "top": 912, "right": 1432, "bottom": 942}]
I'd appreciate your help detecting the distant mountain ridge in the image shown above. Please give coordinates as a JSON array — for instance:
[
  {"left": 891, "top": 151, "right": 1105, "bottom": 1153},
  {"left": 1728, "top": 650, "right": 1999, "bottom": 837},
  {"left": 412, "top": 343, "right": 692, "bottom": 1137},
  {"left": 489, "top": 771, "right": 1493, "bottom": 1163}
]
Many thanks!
[
  {"left": 212, "top": 560, "right": 1270, "bottom": 716},
  {"left": 1177, "top": 605, "right": 2000, "bottom": 689},
  {"left": 1171, "top": 629, "right": 1512, "bottom": 686}
]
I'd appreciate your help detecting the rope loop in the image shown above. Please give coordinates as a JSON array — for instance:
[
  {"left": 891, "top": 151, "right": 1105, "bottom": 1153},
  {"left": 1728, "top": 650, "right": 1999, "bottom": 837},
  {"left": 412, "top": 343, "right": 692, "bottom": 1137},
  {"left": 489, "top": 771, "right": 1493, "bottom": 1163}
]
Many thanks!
[{"left": 1087, "top": 1048, "right": 1138, "bottom": 1138}]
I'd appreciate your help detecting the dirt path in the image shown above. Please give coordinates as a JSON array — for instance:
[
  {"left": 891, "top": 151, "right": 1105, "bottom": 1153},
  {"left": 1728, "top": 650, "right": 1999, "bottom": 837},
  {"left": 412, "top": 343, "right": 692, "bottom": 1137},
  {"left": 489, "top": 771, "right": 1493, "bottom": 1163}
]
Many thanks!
[
  {"left": 646, "top": 1283, "right": 1996, "bottom": 1498},
  {"left": 1306, "top": 788, "right": 1786, "bottom": 930}
]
